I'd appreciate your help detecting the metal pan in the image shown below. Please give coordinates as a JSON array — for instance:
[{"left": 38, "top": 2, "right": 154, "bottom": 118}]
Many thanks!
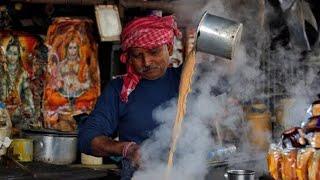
[{"left": 224, "top": 169, "right": 255, "bottom": 180}]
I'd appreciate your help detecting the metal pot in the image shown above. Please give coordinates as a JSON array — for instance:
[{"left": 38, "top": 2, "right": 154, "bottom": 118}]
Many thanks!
[
  {"left": 196, "top": 11, "right": 243, "bottom": 60},
  {"left": 24, "top": 130, "right": 77, "bottom": 165},
  {"left": 224, "top": 170, "right": 255, "bottom": 180}
]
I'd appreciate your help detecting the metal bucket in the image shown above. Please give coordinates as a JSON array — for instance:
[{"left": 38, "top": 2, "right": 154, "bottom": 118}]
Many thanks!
[
  {"left": 196, "top": 11, "right": 243, "bottom": 60},
  {"left": 224, "top": 170, "right": 255, "bottom": 180}
]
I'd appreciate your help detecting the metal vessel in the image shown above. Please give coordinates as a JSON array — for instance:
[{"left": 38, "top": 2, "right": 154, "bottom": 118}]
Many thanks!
[
  {"left": 24, "top": 129, "right": 77, "bottom": 165},
  {"left": 224, "top": 169, "right": 255, "bottom": 180},
  {"left": 196, "top": 11, "right": 243, "bottom": 60}
]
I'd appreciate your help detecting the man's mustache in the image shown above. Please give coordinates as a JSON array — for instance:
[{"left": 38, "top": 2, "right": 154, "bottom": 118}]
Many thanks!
[{"left": 138, "top": 65, "right": 160, "bottom": 73}]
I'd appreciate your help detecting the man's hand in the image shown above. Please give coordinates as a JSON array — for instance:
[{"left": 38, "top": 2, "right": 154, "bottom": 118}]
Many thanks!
[
  {"left": 125, "top": 143, "right": 141, "bottom": 168},
  {"left": 91, "top": 136, "right": 141, "bottom": 168}
]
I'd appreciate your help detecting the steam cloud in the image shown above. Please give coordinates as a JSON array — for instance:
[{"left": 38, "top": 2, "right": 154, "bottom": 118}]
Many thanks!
[{"left": 133, "top": 0, "right": 320, "bottom": 179}]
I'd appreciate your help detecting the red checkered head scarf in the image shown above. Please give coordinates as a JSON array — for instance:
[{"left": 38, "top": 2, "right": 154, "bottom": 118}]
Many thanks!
[{"left": 119, "top": 15, "right": 181, "bottom": 103}]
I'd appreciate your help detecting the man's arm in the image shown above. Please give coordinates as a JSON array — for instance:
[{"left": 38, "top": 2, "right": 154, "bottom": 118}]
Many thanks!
[
  {"left": 91, "top": 136, "right": 126, "bottom": 156},
  {"left": 78, "top": 81, "right": 141, "bottom": 167},
  {"left": 91, "top": 135, "right": 141, "bottom": 167},
  {"left": 78, "top": 83, "right": 120, "bottom": 155}
]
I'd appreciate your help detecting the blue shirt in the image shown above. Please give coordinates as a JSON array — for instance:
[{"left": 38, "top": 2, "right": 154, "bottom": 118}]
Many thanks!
[{"left": 78, "top": 67, "right": 181, "bottom": 154}]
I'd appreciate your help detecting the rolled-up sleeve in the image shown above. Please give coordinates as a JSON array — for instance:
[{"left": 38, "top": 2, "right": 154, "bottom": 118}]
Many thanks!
[{"left": 78, "top": 82, "right": 119, "bottom": 155}]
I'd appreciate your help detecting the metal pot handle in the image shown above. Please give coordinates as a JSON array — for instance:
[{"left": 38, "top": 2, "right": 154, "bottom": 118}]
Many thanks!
[{"left": 35, "top": 140, "right": 44, "bottom": 149}]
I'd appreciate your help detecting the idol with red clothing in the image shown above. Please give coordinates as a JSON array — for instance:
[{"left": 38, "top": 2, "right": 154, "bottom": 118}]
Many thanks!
[{"left": 78, "top": 15, "right": 181, "bottom": 179}]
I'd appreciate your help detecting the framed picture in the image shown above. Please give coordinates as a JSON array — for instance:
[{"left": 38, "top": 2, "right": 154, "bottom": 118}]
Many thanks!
[{"left": 95, "top": 5, "right": 122, "bottom": 42}]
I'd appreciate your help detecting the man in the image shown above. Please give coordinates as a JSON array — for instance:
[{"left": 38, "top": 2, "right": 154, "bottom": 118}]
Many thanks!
[{"left": 78, "top": 15, "right": 181, "bottom": 179}]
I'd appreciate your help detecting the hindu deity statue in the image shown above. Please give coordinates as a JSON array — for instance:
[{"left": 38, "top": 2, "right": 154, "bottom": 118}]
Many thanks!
[{"left": 0, "top": 36, "right": 35, "bottom": 128}]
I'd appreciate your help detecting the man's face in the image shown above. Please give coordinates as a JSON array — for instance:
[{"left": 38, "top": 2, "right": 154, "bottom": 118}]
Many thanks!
[{"left": 128, "top": 44, "right": 173, "bottom": 80}]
